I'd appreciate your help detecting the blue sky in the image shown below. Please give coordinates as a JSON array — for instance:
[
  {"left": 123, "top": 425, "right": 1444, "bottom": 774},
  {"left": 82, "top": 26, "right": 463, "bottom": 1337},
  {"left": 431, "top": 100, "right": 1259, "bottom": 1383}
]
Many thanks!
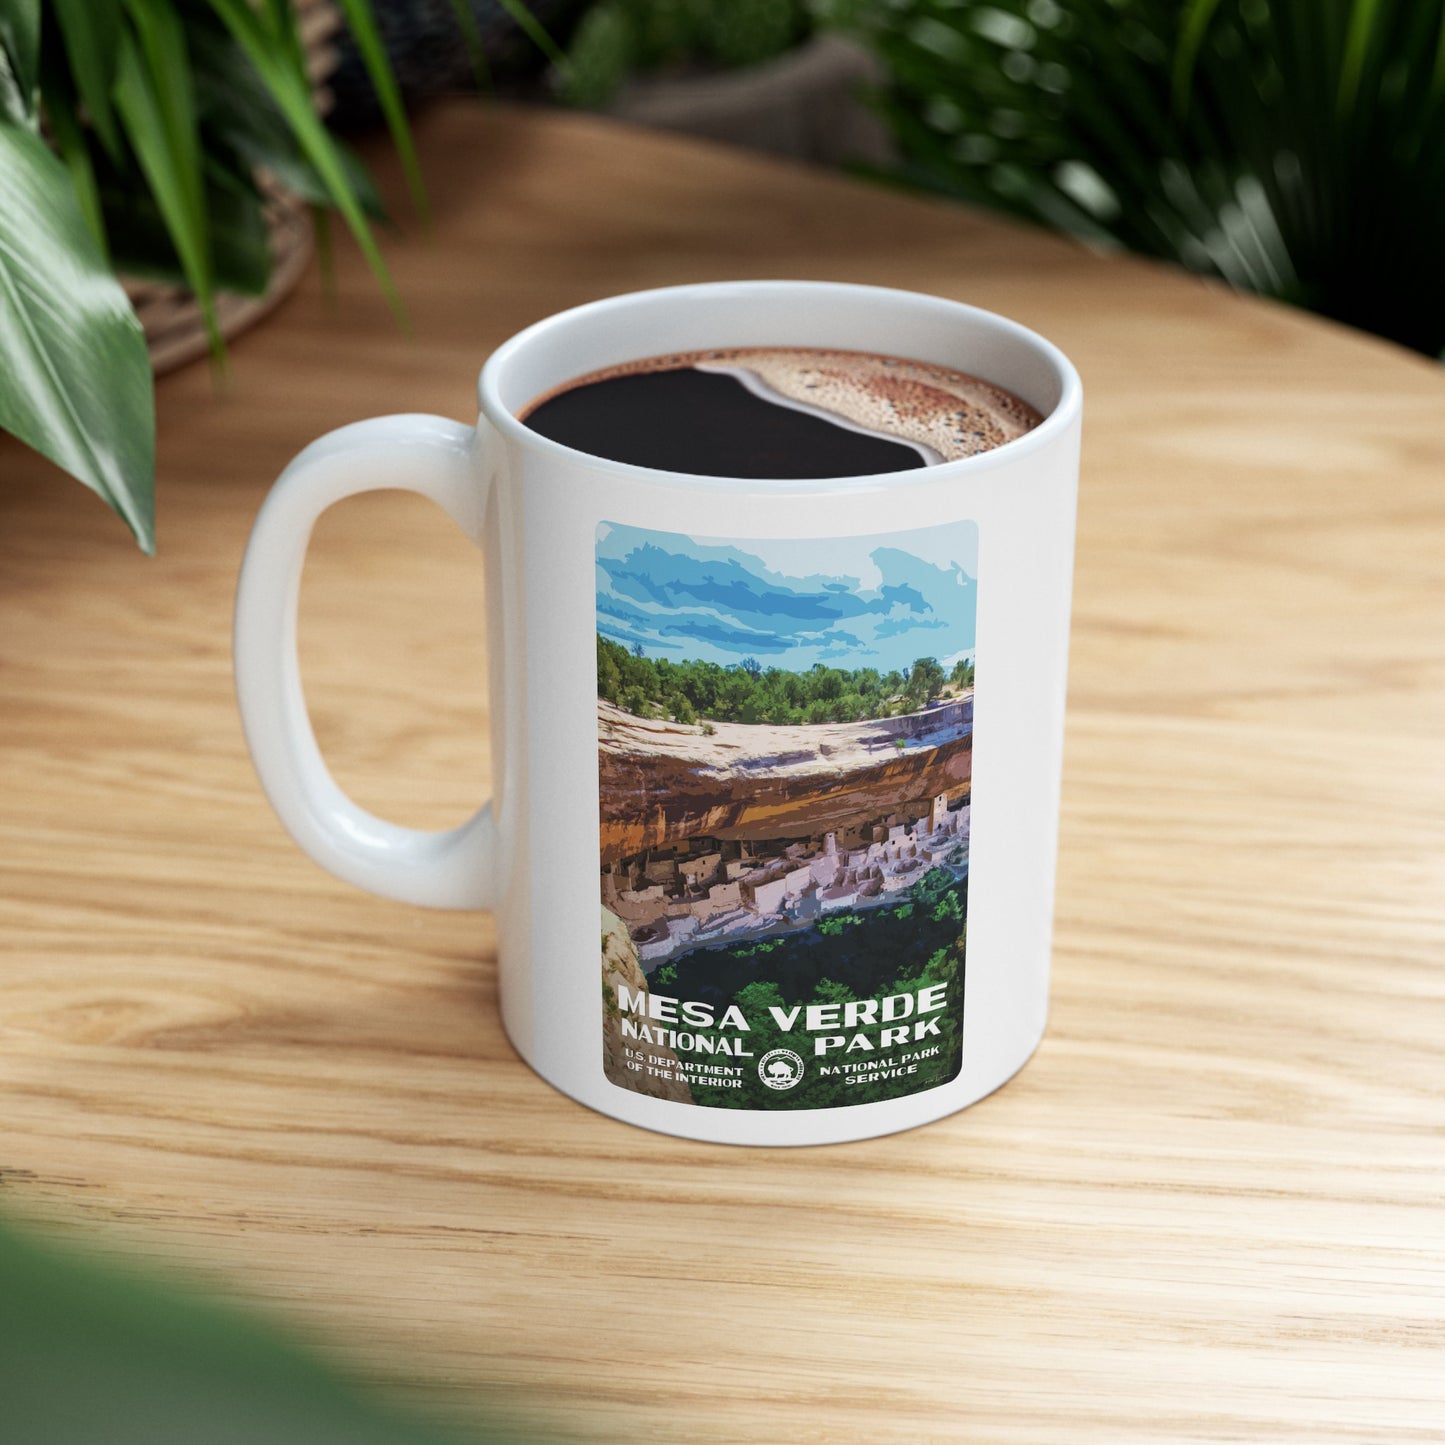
[{"left": 596, "top": 520, "right": 978, "bottom": 674}]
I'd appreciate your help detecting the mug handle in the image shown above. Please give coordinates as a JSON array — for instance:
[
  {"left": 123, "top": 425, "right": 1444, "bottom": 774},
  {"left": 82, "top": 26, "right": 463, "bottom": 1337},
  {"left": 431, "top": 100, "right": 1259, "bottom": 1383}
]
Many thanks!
[{"left": 234, "top": 414, "right": 497, "bottom": 910}]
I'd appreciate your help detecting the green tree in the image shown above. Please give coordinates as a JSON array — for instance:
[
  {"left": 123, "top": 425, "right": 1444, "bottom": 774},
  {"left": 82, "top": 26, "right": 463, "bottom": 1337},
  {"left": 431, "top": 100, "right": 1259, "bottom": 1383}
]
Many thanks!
[
  {"left": 764, "top": 697, "right": 795, "bottom": 725},
  {"left": 719, "top": 670, "right": 755, "bottom": 717},
  {"left": 931, "top": 889, "right": 964, "bottom": 925},
  {"left": 905, "top": 656, "right": 946, "bottom": 706},
  {"left": 597, "top": 635, "right": 624, "bottom": 703},
  {"left": 596, "top": 634, "right": 957, "bottom": 727}
]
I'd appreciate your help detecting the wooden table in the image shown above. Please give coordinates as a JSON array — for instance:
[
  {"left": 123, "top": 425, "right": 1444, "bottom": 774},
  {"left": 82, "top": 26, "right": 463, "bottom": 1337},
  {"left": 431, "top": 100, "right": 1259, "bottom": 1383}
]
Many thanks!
[{"left": 3, "top": 104, "right": 1444, "bottom": 1443}]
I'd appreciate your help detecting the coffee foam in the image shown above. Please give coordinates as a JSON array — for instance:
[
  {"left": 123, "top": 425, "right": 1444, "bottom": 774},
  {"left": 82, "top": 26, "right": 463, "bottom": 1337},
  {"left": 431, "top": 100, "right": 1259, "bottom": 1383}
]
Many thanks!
[{"left": 519, "top": 347, "right": 1043, "bottom": 462}]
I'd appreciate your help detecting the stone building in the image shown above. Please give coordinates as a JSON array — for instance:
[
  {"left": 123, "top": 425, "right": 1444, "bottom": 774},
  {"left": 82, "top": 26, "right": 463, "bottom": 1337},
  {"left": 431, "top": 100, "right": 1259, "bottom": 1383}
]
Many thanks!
[{"left": 605, "top": 794, "right": 971, "bottom": 970}]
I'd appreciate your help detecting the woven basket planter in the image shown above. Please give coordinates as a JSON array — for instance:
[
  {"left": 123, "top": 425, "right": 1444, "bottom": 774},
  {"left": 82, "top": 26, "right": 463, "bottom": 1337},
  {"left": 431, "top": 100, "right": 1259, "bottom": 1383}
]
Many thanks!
[{"left": 124, "top": 0, "right": 341, "bottom": 375}]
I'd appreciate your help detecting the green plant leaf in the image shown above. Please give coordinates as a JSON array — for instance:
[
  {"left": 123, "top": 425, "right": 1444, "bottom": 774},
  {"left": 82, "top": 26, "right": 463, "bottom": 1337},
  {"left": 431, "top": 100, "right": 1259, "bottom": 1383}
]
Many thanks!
[
  {"left": 494, "top": 0, "right": 567, "bottom": 68},
  {"left": 227, "top": 123, "right": 384, "bottom": 220},
  {"left": 444, "top": 0, "right": 492, "bottom": 92},
  {"left": 0, "top": 1218, "right": 530, "bottom": 1444},
  {"left": 113, "top": 6, "right": 219, "bottom": 352},
  {"left": 204, "top": 0, "right": 404, "bottom": 323},
  {"left": 262, "top": 0, "right": 310, "bottom": 79},
  {"left": 1338, "top": 0, "right": 1386, "bottom": 114},
  {"left": 1173, "top": 0, "right": 1222, "bottom": 116},
  {"left": 122, "top": 0, "right": 205, "bottom": 208},
  {"left": 558, "top": 1, "right": 630, "bottom": 106},
  {"left": 50, "top": 0, "right": 123, "bottom": 156},
  {"left": 196, "top": 162, "right": 271, "bottom": 294},
  {"left": 844, "top": 0, "right": 1445, "bottom": 356},
  {"left": 36, "top": 39, "right": 108, "bottom": 251},
  {"left": 329, "top": 0, "right": 428, "bottom": 218},
  {"left": 189, "top": 23, "right": 384, "bottom": 220},
  {"left": 100, "top": 158, "right": 271, "bottom": 295},
  {"left": 0, "top": 123, "right": 154, "bottom": 552},
  {"left": 0, "top": 0, "right": 39, "bottom": 123},
  {"left": 44, "top": 84, "right": 107, "bottom": 253}
]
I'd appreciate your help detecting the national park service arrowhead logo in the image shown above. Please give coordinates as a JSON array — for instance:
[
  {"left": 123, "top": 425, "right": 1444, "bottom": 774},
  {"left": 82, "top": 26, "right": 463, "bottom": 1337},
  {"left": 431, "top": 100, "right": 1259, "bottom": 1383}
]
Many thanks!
[{"left": 758, "top": 1048, "right": 805, "bottom": 1091}]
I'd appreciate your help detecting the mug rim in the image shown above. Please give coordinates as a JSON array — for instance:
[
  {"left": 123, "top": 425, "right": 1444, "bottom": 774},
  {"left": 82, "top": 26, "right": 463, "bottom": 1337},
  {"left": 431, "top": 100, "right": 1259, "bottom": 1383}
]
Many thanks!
[{"left": 477, "top": 280, "right": 1082, "bottom": 492}]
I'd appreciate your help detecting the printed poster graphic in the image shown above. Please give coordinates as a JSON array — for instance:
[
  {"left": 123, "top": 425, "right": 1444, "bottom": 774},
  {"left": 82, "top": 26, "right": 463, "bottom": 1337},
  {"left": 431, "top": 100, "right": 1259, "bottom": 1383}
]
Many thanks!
[{"left": 597, "top": 520, "right": 975, "bottom": 1110}]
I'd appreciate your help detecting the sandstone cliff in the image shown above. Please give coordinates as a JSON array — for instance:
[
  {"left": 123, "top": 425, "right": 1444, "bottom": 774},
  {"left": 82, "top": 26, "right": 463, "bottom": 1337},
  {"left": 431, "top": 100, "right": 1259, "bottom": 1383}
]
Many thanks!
[
  {"left": 601, "top": 906, "right": 694, "bottom": 1104},
  {"left": 598, "top": 699, "right": 972, "bottom": 863}
]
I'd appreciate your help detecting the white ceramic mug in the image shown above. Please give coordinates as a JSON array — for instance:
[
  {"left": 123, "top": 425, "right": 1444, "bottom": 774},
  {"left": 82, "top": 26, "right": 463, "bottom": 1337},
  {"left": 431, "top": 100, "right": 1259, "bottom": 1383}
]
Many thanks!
[{"left": 234, "top": 280, "right": 1081, "bottom": 1146}]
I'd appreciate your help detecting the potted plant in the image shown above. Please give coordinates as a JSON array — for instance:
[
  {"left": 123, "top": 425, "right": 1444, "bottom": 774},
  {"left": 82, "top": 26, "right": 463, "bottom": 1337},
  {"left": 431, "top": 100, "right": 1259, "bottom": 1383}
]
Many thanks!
[
  {"left": 825, "top": 0, "right": 1445, "bottom": 358},
  {"left": 553, "top": 0, "right": 891, "bottom": 166},
  {"left": 0, "top": 0, "right": 473, "bottom": 554}
]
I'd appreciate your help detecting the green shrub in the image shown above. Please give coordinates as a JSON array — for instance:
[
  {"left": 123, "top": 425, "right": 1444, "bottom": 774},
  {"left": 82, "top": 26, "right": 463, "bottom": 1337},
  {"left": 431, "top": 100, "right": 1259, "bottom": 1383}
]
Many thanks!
[
  {"left": 597, "top": 632, "right": 956, "bottom": 726},
  {"left": 828, "top": 0, "right": 1445, "bottom": 356}
]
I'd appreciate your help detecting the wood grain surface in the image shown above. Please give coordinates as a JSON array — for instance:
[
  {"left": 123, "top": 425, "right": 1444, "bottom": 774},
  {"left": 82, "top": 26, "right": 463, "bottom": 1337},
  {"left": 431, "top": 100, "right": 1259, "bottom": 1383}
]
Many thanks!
[{"left": 3, "top": 104, "right": 1445, "bottom": 1443}]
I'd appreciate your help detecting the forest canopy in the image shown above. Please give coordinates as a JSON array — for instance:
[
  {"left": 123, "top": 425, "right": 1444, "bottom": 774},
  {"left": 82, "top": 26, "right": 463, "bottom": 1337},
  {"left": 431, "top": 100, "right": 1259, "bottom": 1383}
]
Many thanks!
[{"left": 597, "top": 633, "right": 974, "bottom": 726}]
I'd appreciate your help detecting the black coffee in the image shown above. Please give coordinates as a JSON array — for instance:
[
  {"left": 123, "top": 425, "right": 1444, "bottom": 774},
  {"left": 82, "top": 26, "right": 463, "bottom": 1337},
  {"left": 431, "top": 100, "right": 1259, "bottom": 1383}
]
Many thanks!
[{"left": 517, "top": 347, "right": 1042, "bottom": 479}]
